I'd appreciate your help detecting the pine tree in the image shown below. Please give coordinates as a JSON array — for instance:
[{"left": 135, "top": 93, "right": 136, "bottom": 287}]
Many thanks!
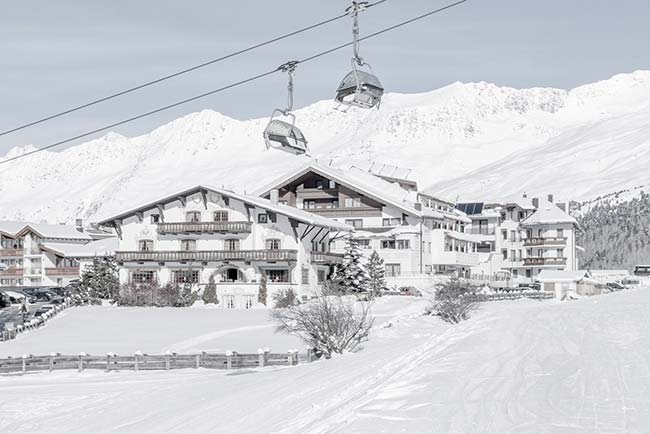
[
  {"left": 79, "top": 257, "right": 120, "bottom": 303},
  {"left": 367, "top": 250, "right": 386, "bottom": 296},
  {"left": 258, "top": 273, "right": 268, "bottom": 305},
  {"left": 202, "top": 275, "right": 218, "bottom": 304},
  {"left": 337, "top": 237, "right": 369, "bottom": 293}
]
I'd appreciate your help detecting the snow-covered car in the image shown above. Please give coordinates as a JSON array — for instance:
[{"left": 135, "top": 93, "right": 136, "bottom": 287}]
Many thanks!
[
  {"left": 33, "top": 305, "right": 55, "bottom": 317},
  {"left": 398, "top": 286, "right": 423, "bottom": 297},
  {"left": 605, "top": 282, "right": 625, "bottom": 291}
]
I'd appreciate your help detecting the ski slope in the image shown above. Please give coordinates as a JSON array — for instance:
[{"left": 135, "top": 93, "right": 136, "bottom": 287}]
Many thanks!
[
  {"left": 1, "top": 71, "right": 650, "bottom": 223},
  {"left": 2, "top": 290, "right": 650, "bottom": 433}
]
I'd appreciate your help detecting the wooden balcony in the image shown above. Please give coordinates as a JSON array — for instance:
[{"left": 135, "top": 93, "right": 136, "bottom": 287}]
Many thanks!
[
  {"left": 115, "top": 249, "right": 298, "bottom": 263},
  {"left": 157, "top": 221, "right": 252, "bottom": 235},
  {"left": 307, "top": 207, "right": 382, "bottom": 218},
  {"left": 0, "top": 248, "right": 23, "bottom": 257},
  {"left": 523, "top": 257, "right": 567, "bottom": 266},
  {"left": 310, "top": 252, "right": 345, "bottom": 264},
  {"left": 0, "top": 267, "right": 23, "bottom": 276},
  {"left": 45, "top": 267, "right": 80, "bottom": 276},
  {"left": 523, "top": 237, "right": 567, "bottom": 247}
]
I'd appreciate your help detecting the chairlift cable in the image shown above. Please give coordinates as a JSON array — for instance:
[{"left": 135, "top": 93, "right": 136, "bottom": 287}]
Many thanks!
[
  {"left": 0, "top": 0, "right": 388, "bottom": 139},
  {"left": 0, "top": 0, "right": 468, "bottom": 166}
]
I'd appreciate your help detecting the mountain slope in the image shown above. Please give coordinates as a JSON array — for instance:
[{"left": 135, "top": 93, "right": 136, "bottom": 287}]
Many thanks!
[{"left": 1, "top": 70, "right": 649, "bottom": 223}]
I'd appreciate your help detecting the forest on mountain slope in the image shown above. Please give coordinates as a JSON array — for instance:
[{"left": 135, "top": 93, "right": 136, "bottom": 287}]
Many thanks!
[{"left": 577, "top": 191, "right": 650, "bottom": 270}]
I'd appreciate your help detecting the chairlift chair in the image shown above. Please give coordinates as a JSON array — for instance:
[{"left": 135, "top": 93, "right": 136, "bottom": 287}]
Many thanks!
[{"left": 263, "top": 61, "right": 309, "bottom": 156}]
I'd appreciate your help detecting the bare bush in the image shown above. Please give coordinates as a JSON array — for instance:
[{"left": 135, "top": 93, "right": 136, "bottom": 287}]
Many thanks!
[
  {"left": 118, "top": 282, "right": 197, "bottom": 307},
  {"left": 272, "top": 288, "right": 299, "bottom": 309},
  {"left": 427, "top": 276, "right": 478, "bottom": 324},
  {"left": 271, "top": 294, "right": 374, "bottom": 359}
]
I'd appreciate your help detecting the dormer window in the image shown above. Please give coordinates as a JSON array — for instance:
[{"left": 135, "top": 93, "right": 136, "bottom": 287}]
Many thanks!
[
  {"left": 186, "top": 211, "right": 201, "bottom": 223},
  {"left": 138, "top": 240, "right": 154, "bottom": 252},
  {"left": 213, "top": 211, "right": 229, "bottom": 222}
]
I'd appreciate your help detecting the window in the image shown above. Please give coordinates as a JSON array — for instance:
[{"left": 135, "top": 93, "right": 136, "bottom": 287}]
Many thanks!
[
  {"left": 265, "top": 239, "right": 281, "bottom": 250},
  {"left": 329, "top": 180, "right": 336, "bottom": 189},
  {"left": 428, "top": 242, "right": 432, "bottom": 253},
  {"left": 397, "top": 240, "right": 410, "bottom": 249},
  {"left": 225, "top": 295, "right": 235, "bottom": 309},
  {"left": 385, "top": 264, "right": 401, "bottom": 277},
  {"left": 258, "top": 213, "right": 268, "bottom": 224},
  {"left": 303, "top": 200, "right": 316, "bottom": 209},
  {"left": 502, "top": 249, "right": 508, "bottom": 260},
  {"left": 345, "top": 219, "right": 363, "bottom": 229},
  {"left": 525, "top": 269, "right": 531, "bottom": 278},
  {"left": 151, "top": 214, "right": 160, "bottom": 223},
  {"left": 381, "top": 240, "right": 395, "bottom": 249},
  {"left": 513, "top": 269, "right": 518, "bottom": 277},
  {"left": 301, "top": 268, "right": 309, "bottom": 284},
  {"left": 511, "top": 250, "right": 516, "bottom": 261},
  {"left": 344, "top": 197, "right": 361, "bottom": 208},
  {"left": 556, "top": 249, "right": 564, "bottom": 258},
  {"left": 317, "top": 269, "right": 326, "bottom": 283},
  {"left": 213, "top": 211, "right": 229, "bottom": 222},
  {"left": 502, "top": 230, "right": 507, "bottom": 241},
  {"left": 518, "top": 211, "right": 525, "bottom": 221},
  {"left": 315, "top": 180, "right": 324, "bottom": 190},
  {"left": 268, "top": 212, "right": 277, "bottom": 223},
  {"left": 265, "top": 269, "right": 289, "bottom": 283},
  {"left": 180, "top": 239, "right": 196, "bottom": 252},
  {"left": 357, "top": 239, "right": 371, "bottom": 249},
  {"left": 138, "top": 240, "right": 154, "bottom": 252},
  {"left": 224, "top": 239, "right": 240, "bottom": 251},
  {"left": 557, "top": 228, "right": 564, "bottom": 238},
  {"left": 382, "top": 218, "right": 402, "bottom": 227},
  {"left": 131, "top": 270, "right": 156, "bottom": 284},
  {"left": 244, "top": 295, "right": 254, "bottom": 309},
  {"left": 510, "top": 230, "right": 516, "bottom": 242},
  {"left": 186, "top": 211, "right": 201, "bottom": 223},
  {"left": 172, "top": 270, "right": 199, "bottom": 284}
]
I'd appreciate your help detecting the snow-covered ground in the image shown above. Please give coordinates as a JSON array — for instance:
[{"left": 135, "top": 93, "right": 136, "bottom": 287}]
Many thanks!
[{"left": 2, "top": 290, "right": 650, "bottom": 433}]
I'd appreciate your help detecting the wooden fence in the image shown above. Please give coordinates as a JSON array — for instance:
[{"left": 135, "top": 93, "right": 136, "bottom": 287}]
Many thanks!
[
  {"left": 1, "top": 303, "right": 69, "bottom": 342},
  {"left": 0, "top": 349, "right": 312, "bottom": 375},
  {"left": 467, "top": 291, "right": 555, "bottom": 303}
]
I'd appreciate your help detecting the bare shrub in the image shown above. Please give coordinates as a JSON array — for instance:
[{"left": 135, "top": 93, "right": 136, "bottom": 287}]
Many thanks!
[
  {"left": 118, "top": 282, "right": 197, "bottom": 307},
  {"left": 427, "top": 276, "right": 478, "bottom": 324},
  {"left": 271, "top": 294, "right": 374, "bottom": 359},
  {"left": 273, "top": 288, "right": 299, "bottom": 309}
]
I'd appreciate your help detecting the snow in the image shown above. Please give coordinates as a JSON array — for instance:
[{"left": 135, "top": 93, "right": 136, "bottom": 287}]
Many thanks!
[
  {"left": 521, "top": 199, "right": 578, "bottom": 226},
  {"left": 41, "top": 238, "right": 118, "bottom": 258},
  {"left": 2, "top": 290, "right": 650, "bottom": 432},
  {"left": 2, "top": 71, "right": 650, "bottom": 223}
]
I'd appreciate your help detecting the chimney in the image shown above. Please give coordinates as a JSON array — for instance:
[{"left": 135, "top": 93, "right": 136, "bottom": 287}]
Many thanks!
[
  {"left": 76, "top": 218, "right": 84, "bottom": 232},
  {"left": 547, "top": 194, "right": 554, "bottom": 203},
  {"left": 522, "top": 192, "right": 527, "bottom": 198},
  {"left": 557, "top": 202, "right": 566, "bottom": 212},
  {"left": 532, "top": 197, "right": 539, "bottom": 209},
  {"left": 414, "top": 203, "right": 422, "bottom": 211},
  {"left": 270, "top": 189, "right": 279, "bottom": 204}
]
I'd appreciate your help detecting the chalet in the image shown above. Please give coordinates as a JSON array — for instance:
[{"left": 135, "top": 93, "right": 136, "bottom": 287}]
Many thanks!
[{"left": 96, "top": 185, "right": 352, "bottom": 307}]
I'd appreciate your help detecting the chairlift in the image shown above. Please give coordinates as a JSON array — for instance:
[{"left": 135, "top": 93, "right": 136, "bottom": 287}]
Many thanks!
[
  {"left": 263, "top": 61, "right": 309, "bottom": 156},
  {"left": 334, "top": 1, "right": 384, "bottom": 110}
]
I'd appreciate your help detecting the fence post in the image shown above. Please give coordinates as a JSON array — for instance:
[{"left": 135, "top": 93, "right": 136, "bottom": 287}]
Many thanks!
[
  {"left": 307, "top": 348, "right": 313, "bottom": 363},
  {"left": 226, "top": 350, "right": 233, "bottom": 369},
  {"left": 78, "top": 352, "right": 86, "bottom": 372},
  {"left": 134, "top": 351, "right": 141, "bottom": 372},
  {"left": 195, "top": 353, "right": 201, "bottom": 369},
  {"left": 287, "top": 351, "right": 293, "bottom": 366},
  {"left": 106, "top": 352, "right": 116, "bottom": 372},
  {"left": 258, "top": 348, "right": 265, "bottom": 368},
  {"left": 21, "top": 354, "right": 27, "bottom": 374},
  {"left": 49, "top": 352, "right": 57, "bottom": 372},
  {"left": 165, "top": 351, "right": 171, "bottom": 371}
]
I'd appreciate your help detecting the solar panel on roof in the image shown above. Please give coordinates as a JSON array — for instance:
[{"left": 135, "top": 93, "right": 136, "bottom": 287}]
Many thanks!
[{"left": 455, "top": 202, "right": 484, "bottom": 215}]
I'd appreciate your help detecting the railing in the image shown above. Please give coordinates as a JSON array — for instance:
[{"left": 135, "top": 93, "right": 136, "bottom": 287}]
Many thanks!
[
  {"left": 0, "top": 248, "right": 23, "bottom": 257},
  {"left": 523, "top": 257, "right": 567, "bottom": 266},
  {"left": 310, "top": 252, "right": 345, "bottom": 264},
  {"left": 0, "top": 348, "right": 311, "bottom": 374},
  {"left": 523, "top": 237, "right": 567, "bottom": 247},
  {"left": 45, "top": 267, "right": 80, "bottom": 276},
  {"left": 24, "top": 268, "right": 43, "bottom": 275},
  {"left": 468, "top": 227, "right": 496, "bottom": 236},
  {"left": 437, "top": 251, "right": 480, "bottom": 266},
  {"left": 157, "top": 221, "right": 252, "bottom": 235},
  {"left": 0, "top": 267, "right": 23, "bottom": 276},
  {"left": 115, "top": 249, "right": 298, "bottom": 263},
  {"left": 466, "top": 291, "right": 554, "bottom": 302}
]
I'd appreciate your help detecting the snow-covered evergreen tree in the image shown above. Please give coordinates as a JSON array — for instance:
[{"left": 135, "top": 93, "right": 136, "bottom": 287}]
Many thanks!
[
  {"left": 336, "top": 237, "right": 369, "bottom": 293},
  {"left": 367, "top": 250, "right": 386, "bottom": 296},
  {"left": 79, "top": 257, "right": 119, "bottom": 303},
  {"left": 258, "top": 273, "right": 268, "bottom": 305}
]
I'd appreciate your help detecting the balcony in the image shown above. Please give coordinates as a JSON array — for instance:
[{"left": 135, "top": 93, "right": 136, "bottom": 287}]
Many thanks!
[
  {"left": 523, "top": 257, "right": 567, "bottom": 266},
  {"left": 310, "top": 252, "right": 345, "bottom": 264},
  {"left": 523, "top": 237, "right": 567, "bottom": 247},
  {"left": 115, "top": 249, "right": 298, "bottom": 263},
  {"left": 45, "top": 267, "right": 80, "bottom": 276},
  {"left": 0, "top": 248, "right": 23, "bottom": 257},
  {"left": 468, "top": 227, "right": 496, "bottom": 236},
  {"left": 157, "top": 221, "right": 252, "bottom": 235},
  {"left": 24, "top": 268, "right": 43, "bottom": 275},
  {"left": 0, "top": 267, "right": 23, "bottom": 276},
  {"left": 436, "top": 251, "right": 480, "bottom": 266}
]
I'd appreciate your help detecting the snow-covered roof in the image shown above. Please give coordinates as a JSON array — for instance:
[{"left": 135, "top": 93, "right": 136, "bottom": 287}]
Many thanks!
[
  {"left": 41, "top": 238, "right": 118, "bottom": 258},
  {"left": 0, "top": 221, "right": 25, "bottom": 237},
  {"left": 97, "top": 185, "right": 353, "bottom": 232},
  {"left": 521, "top": 200, "right": 578, "bottom": 227},
  {"left": 15, "top": 223, "right": 93, "bottom": 241},
  {"left": 537, "top": 270, "right": 591, "bottom": 283},
  {"left": 255, "top": 161, "right": 426, "bottom": 218}
]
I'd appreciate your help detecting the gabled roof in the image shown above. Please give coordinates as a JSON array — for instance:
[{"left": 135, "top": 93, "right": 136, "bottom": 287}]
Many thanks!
[
  {"left": 521, "top": 200, "right": 578, "bottom": 227},
  {"left": 537, "top": 270, "right": 591, "bottom": 283},
  {"left": 41, "top": 238, "right": 118, "bottom": 259},
  {"left": 255, "top": 161, "right": 427, "bottom": 218},
  {"left": 0, "top": 221, "right": 25, "bottom": 238},
  {"left": 15, "top": 223, "right": 93, "bottom": 240},
  {"left": 97, "top": 185, "right": 353, "bottom": 232}
]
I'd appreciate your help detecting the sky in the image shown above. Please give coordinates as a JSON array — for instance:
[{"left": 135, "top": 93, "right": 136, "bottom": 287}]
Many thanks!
[{"left": 1, "top": 0, "right": 649, "bottom": 155}]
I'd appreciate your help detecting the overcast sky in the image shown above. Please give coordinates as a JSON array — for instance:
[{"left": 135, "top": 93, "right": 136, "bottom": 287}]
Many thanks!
[{"left": 1, "top": 0, "right": 648, "bottom": 155}]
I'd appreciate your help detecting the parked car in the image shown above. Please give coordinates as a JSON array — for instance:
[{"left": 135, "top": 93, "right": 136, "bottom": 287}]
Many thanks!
[
  {"left": 33, "top": 305, "right": 55, "bottom": 317},
  {"left": 633, "top": 265, "right": 650, "bottom": 276},
  {"left": 0, "top": 292, "right": 11, "bottom": 308},
  {"left": 398, "top": 286, "right": 423, "bottom": 297},
  {"left": 47, "top": 287, "right": 66, "bottom": 297},
  {"left": 606, "top": 281, "right": 625, "bottom": 291}
]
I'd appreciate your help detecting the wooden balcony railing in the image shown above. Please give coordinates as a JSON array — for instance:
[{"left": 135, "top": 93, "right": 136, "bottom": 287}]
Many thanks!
[
  {"left": 115, "top": 249, "right": 298, "bottom": 263},
  {"left": 157, "top": 222, "right": 252, "bottom": 235},
  {"left": 0, "top": 267, "right": 23, "bottom": 276},
  {"left": 523, "top": 237, "right": 567, "bottom": 247},
  {"left": 0, "top": 248, "right": 23, "bottom": 257},
  {"left": 45, "top": 267, "right": 80, "bottom": 276},
  {"left": 523, "top": 257, "right": 567, "bottom": 266},
  {"left": 310, "top": 252, "right": 345, "bottom": 264}
]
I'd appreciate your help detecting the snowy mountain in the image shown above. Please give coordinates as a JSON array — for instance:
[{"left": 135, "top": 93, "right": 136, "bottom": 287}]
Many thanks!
[{"left": 1, "top": 70, "right": 649, "bottom": 223}]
